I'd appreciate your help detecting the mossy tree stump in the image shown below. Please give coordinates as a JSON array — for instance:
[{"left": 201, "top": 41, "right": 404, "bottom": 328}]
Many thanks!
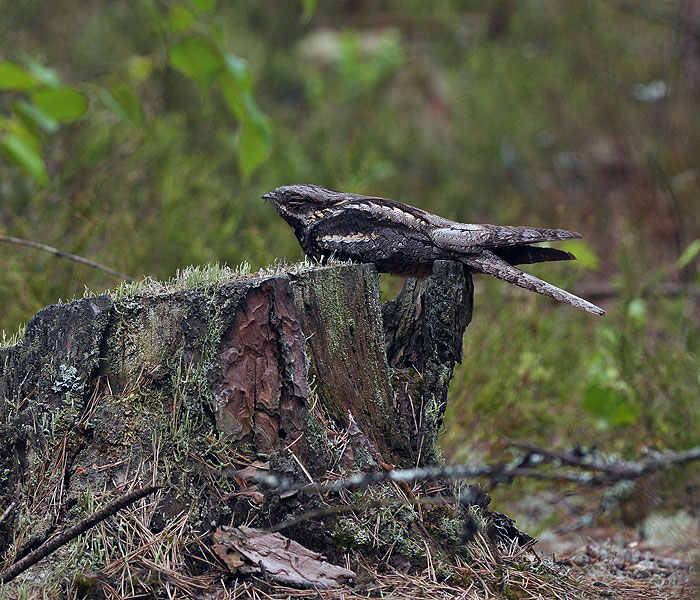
[{"left": 0, "top": 261, "right": 472, "bottom": 572}]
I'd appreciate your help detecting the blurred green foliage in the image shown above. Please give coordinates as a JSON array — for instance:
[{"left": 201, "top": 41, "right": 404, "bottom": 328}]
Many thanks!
[
  {"left": 1, "top": 1, "right": 700, "bottom": 497},
  {"left": 0, "top": 59, "right": 88, "bottom": 182}
]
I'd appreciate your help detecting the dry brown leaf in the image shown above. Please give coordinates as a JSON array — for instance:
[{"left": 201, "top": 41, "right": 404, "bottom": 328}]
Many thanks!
[
  {"left": 212, "top": 543, "right": 246, "bottom": 572},
  {"left": 236, "top": 461, "right": 270, "bottom": 480},
  {"left": 213, "top": 526, "right": 356, "bottom": 588},
  {"left": 223, "top": 486, "right": 265, "bottom": 504}
]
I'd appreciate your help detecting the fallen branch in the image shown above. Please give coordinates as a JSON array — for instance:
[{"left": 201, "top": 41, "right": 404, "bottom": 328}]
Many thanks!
[
  {"left": 0, "top": 485, "right": 159, "bottom": 585},
  {"left": 0, "top": 234, "right": 134, "bottom": 282},
  {"left": 224, "top": 444, "right": 700, "bottom": 541},
  {"left": 506, "top": 440, "right": 700, "bottom": 479},
  {"left": 227, "top": 461, "right": 603, "bottom": 496},
  {"left": 232, "top": 443, "right": 700, "bottom": 497}
]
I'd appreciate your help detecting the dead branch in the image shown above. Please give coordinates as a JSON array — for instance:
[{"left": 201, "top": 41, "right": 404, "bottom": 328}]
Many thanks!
[
  {"left": 507, "top": 440, "right": 700, "bottom": 478},
  {"left": 228, "top": 462, "right": 602, "bottom": 496},
  {"left": 0, "top": 485, "right": 159, "bottom": 585},
  {"left": 0, "top": 234, "right": 134, "bottom": 282},
  {"left": 234, "top": 443, "right": 700, "bottom": 497}
]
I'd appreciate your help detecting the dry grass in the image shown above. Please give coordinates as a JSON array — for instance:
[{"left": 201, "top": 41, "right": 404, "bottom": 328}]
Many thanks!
[
  {"left": 3, "top": 475, "right": 695, "bottom": 600},
  {"left": 89, "top": 508, "right": 217, "bottom": 599}
]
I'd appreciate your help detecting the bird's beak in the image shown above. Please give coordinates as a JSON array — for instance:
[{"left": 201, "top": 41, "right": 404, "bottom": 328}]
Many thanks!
[{"left": 261, "top": 192, "right": 273, "bottom": 202}]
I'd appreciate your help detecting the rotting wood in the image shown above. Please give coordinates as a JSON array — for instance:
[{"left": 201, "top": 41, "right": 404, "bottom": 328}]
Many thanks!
[{"left": 0, "top": 261, "right": 472, "bottom": 584}]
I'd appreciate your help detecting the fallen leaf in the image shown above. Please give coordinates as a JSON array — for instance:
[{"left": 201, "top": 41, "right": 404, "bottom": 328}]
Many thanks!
[
  {"left": 236, "top": 461, "right": 270, "bottom": 480},
  {"left": 212, "top": 526, "right": 355, "bottom": 588},
  {"left": 222, "top": 486, "right": 265, "bottom": 504},
  {"left": 212, "top": 543, "right": 246, "bottom": 572}
]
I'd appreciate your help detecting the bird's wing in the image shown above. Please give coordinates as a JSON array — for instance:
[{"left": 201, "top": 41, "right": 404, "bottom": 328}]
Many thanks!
[
  {"left": 308, "top": 205, "right": 438, "bottom": 264},
  {"left": 461, "top": 250, "right": 605, "bottom": 315},
  {"left": 430, "top": 223, "right": 581, "bottom": 253},
  {"left": 340, "top": 197, "right": 437, "bottom": 232}
]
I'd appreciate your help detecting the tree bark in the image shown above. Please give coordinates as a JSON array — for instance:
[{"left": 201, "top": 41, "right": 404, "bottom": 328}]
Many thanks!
[{"left": 0, "top": 261, "right": 472, "bottom": 567}]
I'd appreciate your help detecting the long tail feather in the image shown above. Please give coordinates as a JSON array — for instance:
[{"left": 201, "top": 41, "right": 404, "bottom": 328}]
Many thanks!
[
  {"left": 432, "top": 225, "right": 581, "bottom": 253},
  {"left": 461, "top": 250, "right": 605, "bottom": 316},
  {"left": 479, "top": 225, "right": 582, "bottom": 247}
]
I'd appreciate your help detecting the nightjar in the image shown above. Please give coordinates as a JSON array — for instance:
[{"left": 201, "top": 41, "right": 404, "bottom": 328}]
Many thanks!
[{"left": 263, "top": 184, "right": 604, "bottom": 315}]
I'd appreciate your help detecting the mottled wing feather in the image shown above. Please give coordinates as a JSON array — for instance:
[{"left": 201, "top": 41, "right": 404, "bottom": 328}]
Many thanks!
[
  {"left": 430, "top": 224, "right": 581, "bottom": 253},
  {"left": 307, "top": 207, "right": 439, "bottom": 266},
  {"left": 344, "top": 195, "right": 438, "bottom": 224}
]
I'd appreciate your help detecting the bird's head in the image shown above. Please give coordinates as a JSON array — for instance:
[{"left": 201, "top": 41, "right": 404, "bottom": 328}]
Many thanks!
[{"left": 262, "top": 184, "right": 347, "bottom": 231}]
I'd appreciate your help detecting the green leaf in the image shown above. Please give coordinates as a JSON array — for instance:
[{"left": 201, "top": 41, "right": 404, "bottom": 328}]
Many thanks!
[
  {"left": 221, "top": 73, "right": 248, "bottom": 121},
  {"left": 112, "top": 84, "right": 143, "bottom": 124},
  {"left": 98, "top": 88, "right": 126, "bottom": 121},
  {"left": 190, "top": 0, "right": 216, "bottom": 13},
  {"left": 677, "top": 239, "right": 700, "bottom": 269},
  {"left": 31, "top": 87, "right": 89, "bottom": 122},
  {"left": 98, "top": 85, "right": 143, "bottom": 125},
  {"left": 220, "top": 55, "right": 253, "bottom": 121},
  {"left": 301, "top": 0, "right": 317, "bottom": 22},
  {"left": 236, "top": 101, "right": 272, "bottom": 179},
  {"left": 559, "top": 240, "right": 601, "bottom": 271},
  {"left": 224, "top": 54, "right": 252, "bottom": 92},
  {"left": 20, "top": 56, "right": 61, "bottom": 88},
  {"left": 0, "top": 131, "right": 48, "bottom": 183},
  {"left": 0, "top": 116, "right": 41, "bottom": 151},
  {"left": 168, "top": 36, "right": 223, "bottom": 90},
  {"left": 12, "top": 100, "right": 59, "bottom": 133},
  {"left": 126, "top": 55, "right": 153, "bottom": 84},
  {"left": 0, "top": 61, "right": 37, "bottom": 91},
  {"left": 583, "top": 384, "right": 638, "bottom": 427},
  {"left": 626, "top": 298, "right": 646, "bottom": 325},
  {"left": 169, "top": 5, "right": 196, "bottom": 33}
]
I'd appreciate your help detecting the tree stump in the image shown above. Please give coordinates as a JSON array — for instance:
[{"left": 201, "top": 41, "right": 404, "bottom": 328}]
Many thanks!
[{"left": 0, "top": 261, "right": 472, "bottom": 579}]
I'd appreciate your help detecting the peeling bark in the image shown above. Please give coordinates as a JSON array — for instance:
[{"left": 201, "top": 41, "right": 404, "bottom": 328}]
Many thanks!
[
  {"left": 0, "top": 262, "right": 472, "bottom": 564},
  {"left": 213, "top": 278, "right": 308, "bottom": 454}
]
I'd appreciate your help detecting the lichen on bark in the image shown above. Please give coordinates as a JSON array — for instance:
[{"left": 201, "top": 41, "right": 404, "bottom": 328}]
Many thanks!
[{"left": 0, "top": 261, "right": 473, "bottom": 585}]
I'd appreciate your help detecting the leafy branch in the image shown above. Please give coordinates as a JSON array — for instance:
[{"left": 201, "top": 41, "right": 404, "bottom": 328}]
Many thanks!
[{"left": 0, "top": 0, "right": 283, "bottom": 184}]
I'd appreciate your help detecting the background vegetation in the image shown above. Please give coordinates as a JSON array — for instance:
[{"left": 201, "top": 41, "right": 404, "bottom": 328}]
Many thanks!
[{"left": 1, "top": 0, "right": 699, "bottom": 531}]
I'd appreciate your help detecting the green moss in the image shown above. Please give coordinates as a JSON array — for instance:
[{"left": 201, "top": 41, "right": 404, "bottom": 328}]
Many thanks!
[
  {"left": 503, "top": 584, "right": 529, "bottom": 600},
  {"left": 71, "top": 573, "right": 99, "bottom": 599},
  {"left": 334, "top": 516, "right": 372, "bottom": 551}
]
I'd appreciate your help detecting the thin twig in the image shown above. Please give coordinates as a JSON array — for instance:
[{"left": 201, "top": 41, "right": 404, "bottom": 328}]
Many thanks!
[
  {"left": 506, "top": 440, "right": 700, "bottom": 478},
  {"left": 0, "top": 485, "right": 159, "bottom": 584},
  {"left": 230, "top": 443, "right": 700, "bottom": 498},
  {"left": 0, "top": 502, "right": 16, "bottom": 528},
  {"left": 0, "top": 234, "right": 134, "bottom": 282}
]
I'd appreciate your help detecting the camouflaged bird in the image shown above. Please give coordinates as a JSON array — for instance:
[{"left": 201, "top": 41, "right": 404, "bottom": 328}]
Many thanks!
[{"left": 263, "top": 184, "right": 605, "bottom": 315}]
